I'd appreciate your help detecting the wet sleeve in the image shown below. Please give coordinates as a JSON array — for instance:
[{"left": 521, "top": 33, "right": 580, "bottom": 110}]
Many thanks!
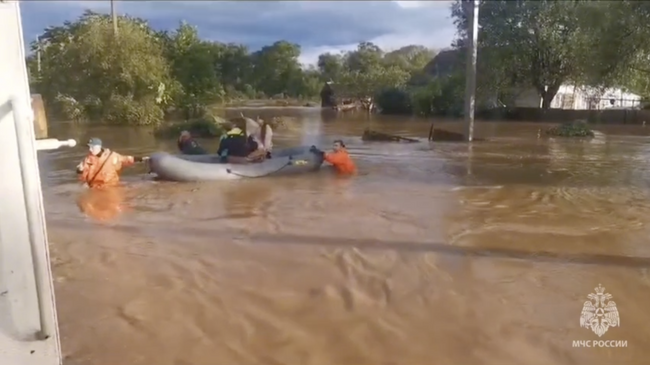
[
  {"left": 76, "top": 160, "right": 84, "bottom": 174},
  {"left": 324, "top": 152, "right": 345, "bottom": 165},
  {"left": 79, "top": 157, "right": 92, "bottom": 182},
  {"left": 118, "top": 153, "right": 135, "bottom": 166}
]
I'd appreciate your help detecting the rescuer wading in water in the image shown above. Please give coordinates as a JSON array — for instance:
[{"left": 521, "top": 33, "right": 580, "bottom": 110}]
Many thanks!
[{"left": 76, "top": 138, "right": 149, "bottom": 189}]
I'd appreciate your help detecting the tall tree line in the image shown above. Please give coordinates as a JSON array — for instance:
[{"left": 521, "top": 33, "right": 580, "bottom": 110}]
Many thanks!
[
  {"left": 27, "top": 11, "right": 435, "bottom": 125},
  {"left": 28, "top": 3, "right": 650, "bottom": 125}
]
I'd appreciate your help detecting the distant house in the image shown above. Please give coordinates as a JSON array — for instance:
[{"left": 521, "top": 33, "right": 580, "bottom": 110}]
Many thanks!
[{"left": 423, "top": 49, "right": 640, "bottom": 110}]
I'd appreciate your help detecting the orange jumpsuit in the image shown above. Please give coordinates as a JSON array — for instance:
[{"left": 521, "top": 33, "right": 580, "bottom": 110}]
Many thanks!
[
  {"left": 78, "top": 148, "right": 135, "bottom": 189},
  {"left": 324, "top": 149, "right": 356, "bottom": 175}
]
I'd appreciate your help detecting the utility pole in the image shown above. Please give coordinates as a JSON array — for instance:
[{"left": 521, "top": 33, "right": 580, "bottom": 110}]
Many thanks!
[
  {"left": 111, "top": 0, "right": 118, "bottom": 36},
  {"left": 463, "top": 0, "right": 479, "bottom": 142},
  {"left": 36, "top": 36, "right": 41, "bottom": 76}
]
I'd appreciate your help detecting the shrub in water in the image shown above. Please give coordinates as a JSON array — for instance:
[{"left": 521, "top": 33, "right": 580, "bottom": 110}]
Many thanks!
[
  {"left": 154, "top": 114, "right": 227, "bottom": 138},
  {"left": 545, "top": 120, "right": 595, "bottom": 137}
]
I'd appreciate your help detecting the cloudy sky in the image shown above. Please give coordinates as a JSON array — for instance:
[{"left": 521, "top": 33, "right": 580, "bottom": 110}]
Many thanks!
[{"left": 20, "top": 1, "right": 456, "bottom": 65}]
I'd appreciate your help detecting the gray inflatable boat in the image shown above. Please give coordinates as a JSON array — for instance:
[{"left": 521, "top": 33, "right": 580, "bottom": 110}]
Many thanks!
[{"left": 149, "top": 146, "right": 325, "bottom": 182}]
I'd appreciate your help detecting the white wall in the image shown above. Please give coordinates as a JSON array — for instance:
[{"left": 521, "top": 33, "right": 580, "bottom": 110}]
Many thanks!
[
  {"left": 499, "top": 84, "right": 642, "bottom": 110},
  {"left": 551, "top": 85, "right": 642, "bottom": 110},
  {"left": 0, "top": 1, "right": 62, "bottom": 364}
]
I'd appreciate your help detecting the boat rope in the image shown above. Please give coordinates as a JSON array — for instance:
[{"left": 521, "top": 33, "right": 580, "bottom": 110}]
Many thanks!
[{"left": 225, "top": 160, "right": 294, "bottom": 178}]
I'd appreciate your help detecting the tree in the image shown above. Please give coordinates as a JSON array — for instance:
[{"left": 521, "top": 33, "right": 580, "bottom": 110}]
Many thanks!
[
  {"left": 576, "top": 1, "right": 650, "bottom": 98},
  {"left": 345, "top": 42, "right": 383, "bottom": 73},
  {"left": 452, "top": 0, "right": 586, "bottom": 108},
  {"left": 317, "top": 53, "right": 344, "bottom": 82},
  {"left": 385, "top": 45, "right": 437, "bottom": 87},
  {"left": 332, "top": 43, "right": 411, "bottom": 98},
  {"left": 29, "top": 10, "right": 444, "bottom": 122},
  {"left": 217, "top": 43, "right": 254, "bottom": 97},
  {"left": 338, "top": 67, "right": 410, "bottom": 99},
  {"left": 30, "top": 11, "right": 172, "bottom": 125},
  {"left": 251, "top": 41, "right": 304, "bottom": 97},
  {"left": 160, "top": 22, "right": 224, "bottom": 118},
  {"left": 384, "top": 45, "right": 436, "bottom": 72}
]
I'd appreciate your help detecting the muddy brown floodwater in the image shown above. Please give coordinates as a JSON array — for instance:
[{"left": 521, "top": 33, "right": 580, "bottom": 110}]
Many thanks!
[{"left": 40, "top": 108, "right": 650, "bottom": 365}]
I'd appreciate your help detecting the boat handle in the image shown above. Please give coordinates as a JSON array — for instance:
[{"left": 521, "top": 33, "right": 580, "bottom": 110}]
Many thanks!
[{"left": 35, "top": 138, "right": 77, "bottom": 151}]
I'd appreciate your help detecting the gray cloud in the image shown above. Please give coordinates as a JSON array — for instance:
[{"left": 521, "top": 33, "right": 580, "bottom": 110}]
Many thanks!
[{"left": 21, "top": 1, "right": 456, "bottom": 64}]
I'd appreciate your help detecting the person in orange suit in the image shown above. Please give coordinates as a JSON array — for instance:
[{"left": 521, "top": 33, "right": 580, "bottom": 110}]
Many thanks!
[
  {"left": 76, "top": 138, "right": 148, "bottom": 189},
  {"left": 310, "top": 140, "right": 356, "bottom": 175}
]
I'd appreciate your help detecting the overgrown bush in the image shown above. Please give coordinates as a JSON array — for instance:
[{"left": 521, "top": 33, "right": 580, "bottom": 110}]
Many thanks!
[
  {"left": 375, "top": 73, "right": 464, "bottom": 117},
  {"left": 545, "top": 120, "right": 595, "bottom": 137},
  {"left": 374, "top": 88, "right": 413, "bottom": 115},
  {"left": 411, "top": 82, "right": 441, "bottom": 116},
  {"left": 429, "top": 73, "right": 464, "bottom": 117},
  {"left": 102, "top": 95, "right": 165, "bottom": 126},
  {"left": 154, "top": 113, "right": 227, "bottom": 138}
]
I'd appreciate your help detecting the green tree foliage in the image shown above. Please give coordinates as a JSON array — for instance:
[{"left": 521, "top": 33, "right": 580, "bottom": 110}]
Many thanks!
[
  {"left": 317, "top": 53, "right": 344, "bottom": 82},
  {"left": 384, "top": 45, "right": 435, "bottom": 73},
  {"left": 31, "top": 11, "right": 172, "bottom": 125},
  {"left": 452, "top": 0, "right": 587, "bottom": 108},
  {"left": 449, "top": 0, "right": 650, "bottom": 108},
  {"left": 28, "top": 10, "right": 445, "bottom": 124},
  {"left": 329, "top": 43, "right": 412, "bottom": 99},
  {"left": 579, "top": 1, "right": 650, "bottom": 99},
  {"left": 376, "top": 73, "right": 465, "bottom": 117},
  {"left": 251, "top": 41, "right": 304, "bottom": 98},
  {"left": 158, "top": 22, "right": 224, "bottom": 118},
  {"left": 384, "top": 45, "right": 437, "bottom": 87},
  {"left": 29, "top": 2, "right": 650, "bottom": 124}
]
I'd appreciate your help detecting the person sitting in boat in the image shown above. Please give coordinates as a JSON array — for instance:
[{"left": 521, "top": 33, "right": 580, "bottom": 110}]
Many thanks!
[
  {"left": 177, "top": 130, "right": 206, "bottom": 155},
  {"left": 76, "top": 138, "right": 149, "bottom": 189},
  {"left": 217, "top": 125, "right": 258, "bottom": 164},
  {"left": 310, "top": 140, "right": 356, "bottom": 175}
]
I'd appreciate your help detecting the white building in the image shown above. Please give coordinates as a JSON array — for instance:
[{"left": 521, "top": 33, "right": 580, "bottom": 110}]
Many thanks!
[
  {"left": 500, "top": 85, "right": 642, "bottom": 110},
  {"left": 550, "top": 85, "right": 642, "bottom": 110}
]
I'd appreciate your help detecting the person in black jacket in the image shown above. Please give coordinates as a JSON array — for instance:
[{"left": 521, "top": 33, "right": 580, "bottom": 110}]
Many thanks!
[{"left": 217, "top": 126, "right": 258, "bottom": 163}]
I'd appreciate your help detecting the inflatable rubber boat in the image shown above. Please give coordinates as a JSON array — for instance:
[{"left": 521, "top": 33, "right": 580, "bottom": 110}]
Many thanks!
[{"left": 149, "top": 145, "right": 325, "bottom": 182}]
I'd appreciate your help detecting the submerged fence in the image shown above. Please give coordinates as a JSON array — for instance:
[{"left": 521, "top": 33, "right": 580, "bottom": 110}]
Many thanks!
[{"left": 480, "top": 107, "right": 650, "bottom": 124}]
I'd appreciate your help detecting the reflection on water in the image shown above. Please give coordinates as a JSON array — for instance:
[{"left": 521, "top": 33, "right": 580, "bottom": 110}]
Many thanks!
[
  {"left": 76, "top": 186, "right": 127, "bottom": 223},
  {"left": 42, "top": 112, "right": 650, "bottom": 365}
]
